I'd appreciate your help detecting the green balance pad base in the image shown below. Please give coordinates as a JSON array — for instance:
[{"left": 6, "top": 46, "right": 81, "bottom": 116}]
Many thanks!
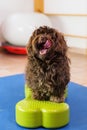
[{"left": 15, "top": 85, "right": 70, "bottom": 128}]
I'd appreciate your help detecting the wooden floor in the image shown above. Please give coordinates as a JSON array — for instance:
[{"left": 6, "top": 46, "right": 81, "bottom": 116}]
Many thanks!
[{"left": 0, "top": 50, "right": 87, "bottom": 87}]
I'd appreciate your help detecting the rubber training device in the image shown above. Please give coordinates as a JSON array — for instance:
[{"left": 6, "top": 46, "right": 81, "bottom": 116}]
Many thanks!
[{"left": 15, "top": 85, "right": 70, "bottom": 128}]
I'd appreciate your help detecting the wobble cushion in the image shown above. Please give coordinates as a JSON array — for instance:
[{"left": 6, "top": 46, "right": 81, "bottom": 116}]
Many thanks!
[{"left": 15, "top": 86, "right": 70, "bottom": 128}]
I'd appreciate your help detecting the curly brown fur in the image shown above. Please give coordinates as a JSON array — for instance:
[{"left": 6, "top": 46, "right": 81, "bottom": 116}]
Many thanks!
[{"left": 26, "top": 26, "right": 70, "bottom": 103}]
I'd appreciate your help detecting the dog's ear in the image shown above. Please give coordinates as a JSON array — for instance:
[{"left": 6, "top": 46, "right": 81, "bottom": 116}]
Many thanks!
[
  {"left": 26, "top": 36, "right": 33, "bottom": 55},
  {"left": 55, "top": 32, "right": 68, "bottom": 55}
]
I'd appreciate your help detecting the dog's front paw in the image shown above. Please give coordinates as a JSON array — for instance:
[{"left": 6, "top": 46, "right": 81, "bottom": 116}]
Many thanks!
[{"left": 50, "top": 96, "right": 65, "bottom": 103}]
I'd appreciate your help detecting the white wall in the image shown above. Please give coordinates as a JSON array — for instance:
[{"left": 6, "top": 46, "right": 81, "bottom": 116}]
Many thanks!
[
  {"left": 44, "top": 0, "right": 87, "bottom": 49},
  {"left": 49, "top": 16, "right": 87, "bottom": 49},
  {"left": 0, "top": 0, "right": 34, "bottom": 42},
  {"left": 44, "top": 0, "right": 87, "bottom": 14}
]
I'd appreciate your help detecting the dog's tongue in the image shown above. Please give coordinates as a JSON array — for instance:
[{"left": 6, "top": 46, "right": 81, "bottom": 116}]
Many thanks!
[
  {"left": 44, "top": 40, "right": 52, "bottom": 49},
  {"left": 40, "top": 40, "right": 52, "bottom": 55}
]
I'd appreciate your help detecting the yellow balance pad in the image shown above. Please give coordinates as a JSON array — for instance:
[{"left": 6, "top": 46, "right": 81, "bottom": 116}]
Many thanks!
[{"left": 15, "top": 85, "right": 70, "bottom": 128}]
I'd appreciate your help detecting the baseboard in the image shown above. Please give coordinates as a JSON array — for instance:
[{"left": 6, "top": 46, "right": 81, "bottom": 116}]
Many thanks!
[{"left": 68, "top": 47, "right": 87, "bottom": 55}]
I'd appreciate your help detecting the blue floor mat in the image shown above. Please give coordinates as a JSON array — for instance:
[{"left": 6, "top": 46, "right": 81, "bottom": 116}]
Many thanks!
[{"left": 0, "top": 74, "right": 87, "bottom": 130}]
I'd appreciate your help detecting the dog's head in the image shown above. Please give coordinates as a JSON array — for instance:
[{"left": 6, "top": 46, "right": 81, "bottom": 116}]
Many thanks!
[{"left": 27, "top": 26, "right": 68, "bottom": 61}]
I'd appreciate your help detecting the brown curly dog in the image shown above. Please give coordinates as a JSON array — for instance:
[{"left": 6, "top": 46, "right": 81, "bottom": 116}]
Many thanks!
[{"left": 26, "top": 26, "right": 70, "bottom": 103}]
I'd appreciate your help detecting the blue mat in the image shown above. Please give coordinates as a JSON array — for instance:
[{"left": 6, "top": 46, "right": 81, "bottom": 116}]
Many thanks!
[{"left": 0, "top": 74, "right": 87, "bottom": 130}]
